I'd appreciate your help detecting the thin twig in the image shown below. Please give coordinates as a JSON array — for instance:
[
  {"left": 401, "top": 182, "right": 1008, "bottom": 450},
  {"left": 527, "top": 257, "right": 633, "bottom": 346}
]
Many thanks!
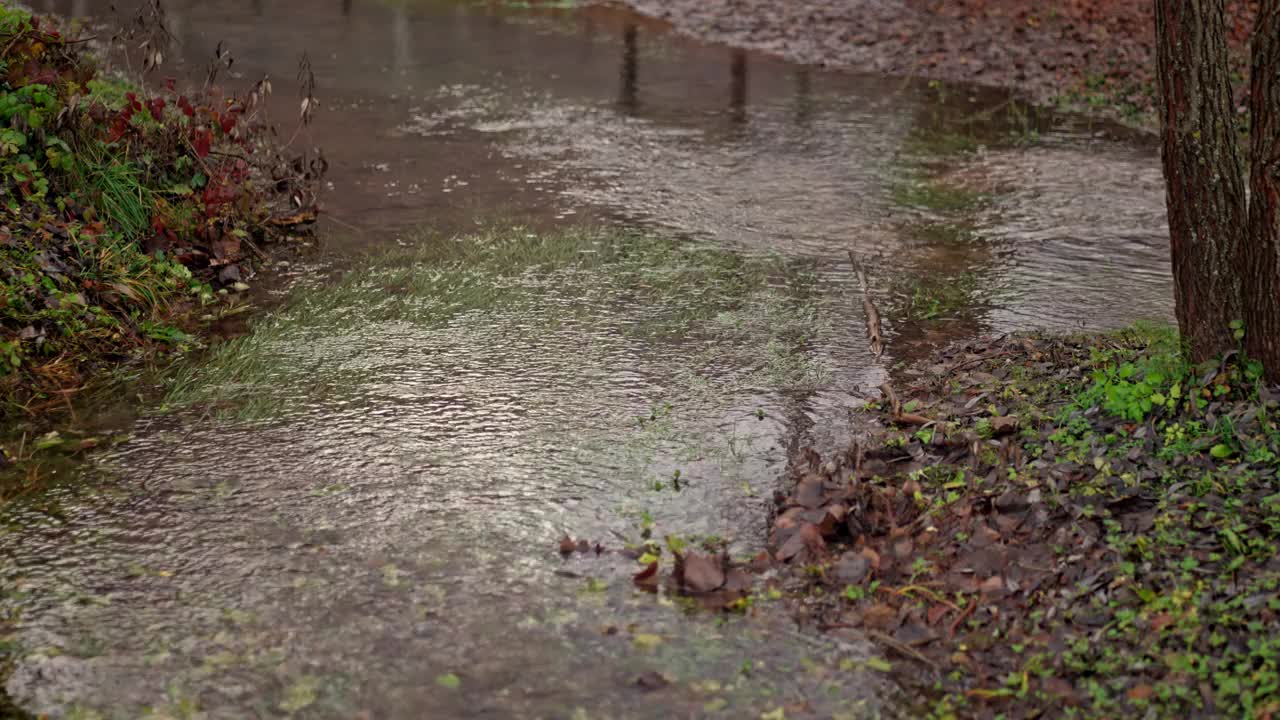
[
  {"left": 239, "top": 236, "right": 269, "bottom": 262},
  {"left": 865, "top": 629, "right": 939, "bottom": 669},
  {"left": 848, "top": 250, "right": 884, "bottom": 357},
  {"left": 948, "top": 599, "right": 977, "bottom": 638}
]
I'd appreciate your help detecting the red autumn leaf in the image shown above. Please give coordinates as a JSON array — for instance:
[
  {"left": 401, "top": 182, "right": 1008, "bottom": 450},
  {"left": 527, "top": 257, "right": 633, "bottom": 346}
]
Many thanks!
[
  {"left": 927, "top": 603, "right": 951, "bottom": 626},
  {"left": 107, "top": 118, "right": 129, "bottom": 143},
  {"left": 192, "top": 126, "right": 212, "bottom": 158},
  {"left": 219, "top": 112, "right": 236, "bottom": 135},
  {"left": 558, "top": 536, "right": 576, "bottom": 555},
  {"left": 178, "top": 95, "right": 194, "bottom": 118},
  {"left": 201, "top": 181, "right": 237, "bottom": 208},
  {"left": 633, "top": 561, "right": 658, "bottom": 583},
  {"left": 146, "top": 97, "right": 166, "bottom": 121}
]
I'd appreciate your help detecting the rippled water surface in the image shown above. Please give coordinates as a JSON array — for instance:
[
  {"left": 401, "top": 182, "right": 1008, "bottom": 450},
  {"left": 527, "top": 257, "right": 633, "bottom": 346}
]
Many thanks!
[{"left": 5, "top": 1, "right": 1174, "bottom": 718}]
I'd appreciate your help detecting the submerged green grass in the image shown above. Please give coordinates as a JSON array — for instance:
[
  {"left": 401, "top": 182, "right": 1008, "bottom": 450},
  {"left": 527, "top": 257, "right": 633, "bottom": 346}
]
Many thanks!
[
  {"left": 162, "top": 226, "right": 830, "bottom": 422},
  {"left": 890, "top": 177, "right": 986, "bottom": 214}
]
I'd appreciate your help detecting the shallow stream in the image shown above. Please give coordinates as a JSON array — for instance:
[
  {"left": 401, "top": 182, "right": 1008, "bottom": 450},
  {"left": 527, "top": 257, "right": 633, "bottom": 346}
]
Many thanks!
[{"left": 4, "top": 2, "right": 1174, "bottom": 717}]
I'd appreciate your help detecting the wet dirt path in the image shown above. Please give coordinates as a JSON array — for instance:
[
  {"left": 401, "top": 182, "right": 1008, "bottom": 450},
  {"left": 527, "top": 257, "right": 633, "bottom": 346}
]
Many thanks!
[{"left": 5, "top": 2, "right": 1173, "bottom": 718}]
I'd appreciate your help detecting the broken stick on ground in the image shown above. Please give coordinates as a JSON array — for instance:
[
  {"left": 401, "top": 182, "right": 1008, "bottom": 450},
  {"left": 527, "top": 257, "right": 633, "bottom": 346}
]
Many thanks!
[{"left": 847, "top": 250, "right": 883, "bottom": 358}]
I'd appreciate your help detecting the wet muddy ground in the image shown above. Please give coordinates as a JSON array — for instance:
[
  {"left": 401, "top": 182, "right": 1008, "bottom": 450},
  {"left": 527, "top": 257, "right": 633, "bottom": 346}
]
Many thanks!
[
  {"left": 4, "top": 1, "right": 1175, "bottom": 717},
  {"left": 604, "top": 0, "right": 1258, "bottom": 125}
]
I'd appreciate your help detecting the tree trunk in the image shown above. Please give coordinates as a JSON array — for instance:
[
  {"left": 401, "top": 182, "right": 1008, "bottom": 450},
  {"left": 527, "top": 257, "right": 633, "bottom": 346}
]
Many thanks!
[
  {"left": 1245, "top": 0, "right": 1280, "bottom": 380},
  {"left": 1155, "top": 0, "right": 1250, "bottom": 362}
]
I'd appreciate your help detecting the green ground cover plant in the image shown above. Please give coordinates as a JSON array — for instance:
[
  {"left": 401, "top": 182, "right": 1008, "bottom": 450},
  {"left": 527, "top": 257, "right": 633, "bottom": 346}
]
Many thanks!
[
  {"left": 0, "top": 3, "right": 317, "bottom": 424},
  {"left": 771, "top": 326, "right": 1280, "bottom": 718}
]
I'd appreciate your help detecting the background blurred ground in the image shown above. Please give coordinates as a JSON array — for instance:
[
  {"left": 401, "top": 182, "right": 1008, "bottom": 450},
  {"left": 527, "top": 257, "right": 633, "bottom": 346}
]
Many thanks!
[{"left": 606, "top": 0, "right": 1258, "bottom": 124}]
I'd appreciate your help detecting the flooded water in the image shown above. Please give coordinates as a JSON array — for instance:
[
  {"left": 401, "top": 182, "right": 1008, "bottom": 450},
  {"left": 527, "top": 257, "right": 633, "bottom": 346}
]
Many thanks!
[{"left": 4, "top": 1, "right": 1174, "bottom": 718}]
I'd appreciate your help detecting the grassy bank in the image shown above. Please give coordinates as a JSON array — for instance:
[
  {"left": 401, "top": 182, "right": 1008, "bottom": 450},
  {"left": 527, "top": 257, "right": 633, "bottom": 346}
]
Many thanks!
[
  {"left": 773, "top": 326, "right": 1280, "bottom": 718},
  {"left": 0, "top": 4, "right": 316, "bottom": 442}
]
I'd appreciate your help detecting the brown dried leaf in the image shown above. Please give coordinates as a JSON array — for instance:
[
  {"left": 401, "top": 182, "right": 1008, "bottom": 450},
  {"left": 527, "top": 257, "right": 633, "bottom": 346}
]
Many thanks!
[
  {"left": 633, "top": 561, "right": 659, "bottom": 584},
  {"left": 677, "top": 553, "right": 726, "bottom": 593}
]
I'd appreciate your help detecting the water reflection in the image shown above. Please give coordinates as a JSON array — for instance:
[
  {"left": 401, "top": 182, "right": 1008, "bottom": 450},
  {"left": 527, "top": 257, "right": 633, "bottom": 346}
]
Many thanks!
[
  {"left": 792, "top": 69, "right": 813, "bottom": 128},
  {"left": 618, "top": 23, "right": 638, "bottom": 115},
  {"left": 729, "top": 50, "right": 748, "bottom": 131}
]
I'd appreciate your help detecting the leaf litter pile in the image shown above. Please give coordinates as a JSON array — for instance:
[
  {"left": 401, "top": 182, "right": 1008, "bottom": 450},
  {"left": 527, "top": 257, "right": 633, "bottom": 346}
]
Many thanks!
[
  {"left": 767, "top": 328, "right": 1280, "bottom": 718},
  {"left": 605, "top": 0, "right": 1257, "bottom": 126}
]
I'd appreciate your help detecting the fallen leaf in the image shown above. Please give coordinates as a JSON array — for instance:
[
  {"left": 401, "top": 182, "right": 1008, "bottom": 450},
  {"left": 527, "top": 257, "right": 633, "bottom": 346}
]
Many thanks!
[
  {"left": 795, "top": 473, "right": 825, "bottom": 509},
  {"left": 677, "top": 552, "right": 726, "bottom": 593},
  {"left": 833, "top": 552, "right": 871, "bottom": 585},
  {"left": 863, "top": 657, "right": 892, "bottom": 672},
  {"left": 633, "top": 633, "right": 663, "bottom": 651},
  {"left": 927, "top": 603, "right": 950, "bottom": 626},
  {"left": 859, "top": 547, "right": 881, "bottom": 570},
  {"left": 279, "top": 675, "right": 322, "bottom": 712},
  {"left": 633, "top": 560, "right": 659, "bottom": 584},
  {"left": 776, "top": 524, "right": 826, "bottom": 563},
  {"left": 635, "top": 671, "right": 670, "bottom": 691},
  {"left": 1128, "top": 684, "right": 1154, "bottom": 701},
  {"left": 862, "top": 603, "right": 898, "bottom": 631},
  {"left": 978, "top": 575, "right": 1005, "bottom": 595},
  {"left": 722, "top": 568, "right": 754, "bottom": 592},
  {"left": 990, "top": 416, "right": 1020, "bottom": 435},
  {"left": 559, "top": 536, "right": 576, "bottom": 555},
  {"left": 703, "top": 698, "right": 729, "bottom": 713}
]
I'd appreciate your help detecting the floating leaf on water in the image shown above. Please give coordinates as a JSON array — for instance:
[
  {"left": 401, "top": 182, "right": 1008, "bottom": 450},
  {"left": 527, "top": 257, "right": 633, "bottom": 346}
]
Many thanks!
[
  {"left": 436, "top": 673, "right": 461, "bottom": 690},
  {"left": 559, "top": 535, "right": 577, "bottom": 555},
  {"left": 202, "top": 651, "right": 239, "bottom": 669},
  {"left": 690, "top": 680, "right": 722, "bottom": 694},
  {"left": 676, "top": 552, "right": 726, "bottom": 593},
  {"left": 703, "top": 698, "right": 729, "bottom": 713},
  {"left": 382, "top": 563, "right": 403, "bottom": 588},
  {"left": 279, "top": 675, "right": 322, "bottom": 713},
  {"left": 633, "top": 560, "right": 659, "bottom": 584},
  {"left": 632, "top": 633, "right": 663, "bottom": 651},
  {"left": 634, "top": 670, "right": 670, "bottom": 691}
]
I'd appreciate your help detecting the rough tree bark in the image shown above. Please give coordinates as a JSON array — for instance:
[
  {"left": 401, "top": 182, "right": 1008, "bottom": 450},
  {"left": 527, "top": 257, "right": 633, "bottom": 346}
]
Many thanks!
[
  {"left": 1155, "top": 0, "right": 1250, "bottom": 362},
  {"left": 1245, "top": 0, "right": 1280, "bottom": 380}
]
